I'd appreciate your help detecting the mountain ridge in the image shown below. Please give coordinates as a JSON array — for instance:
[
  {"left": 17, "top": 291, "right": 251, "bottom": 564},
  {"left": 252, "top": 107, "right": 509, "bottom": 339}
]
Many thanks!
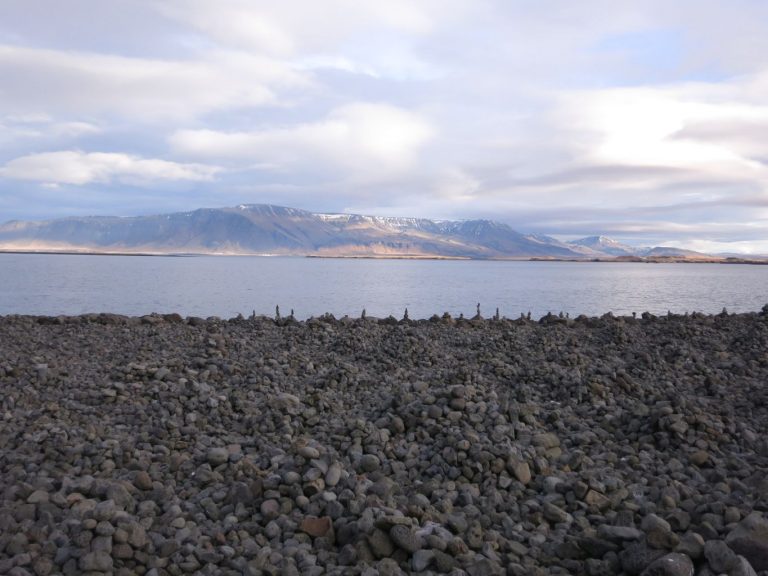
[{"left": 0, "top": 203, "right": 715, "bottom": 260}]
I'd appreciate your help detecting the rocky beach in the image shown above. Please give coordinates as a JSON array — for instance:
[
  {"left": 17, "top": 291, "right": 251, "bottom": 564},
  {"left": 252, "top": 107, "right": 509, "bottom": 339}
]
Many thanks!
[{"left": 1, "top": 309, "right": 767, "bottom": 576}]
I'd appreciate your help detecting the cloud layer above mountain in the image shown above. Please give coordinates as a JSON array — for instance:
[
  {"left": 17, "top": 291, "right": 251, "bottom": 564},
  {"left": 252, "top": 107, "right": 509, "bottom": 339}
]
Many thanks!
[{"left": 2, "top": 0, "right": 768, "bottom": 252}]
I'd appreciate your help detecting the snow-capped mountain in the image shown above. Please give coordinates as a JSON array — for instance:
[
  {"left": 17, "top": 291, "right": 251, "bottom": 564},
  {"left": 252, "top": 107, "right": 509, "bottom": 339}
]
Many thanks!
[
  {"left": 0, "top": 204, "right": 713, "bottom": 259},
  {"left": 568, "top": 235, "right": 638, "bottom": 256}
]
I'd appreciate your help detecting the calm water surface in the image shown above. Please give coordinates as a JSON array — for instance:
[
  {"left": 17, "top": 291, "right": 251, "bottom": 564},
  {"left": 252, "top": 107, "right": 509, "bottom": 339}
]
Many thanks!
[{"left": 1, "top": 254, "right": 766, "bottom": 319}]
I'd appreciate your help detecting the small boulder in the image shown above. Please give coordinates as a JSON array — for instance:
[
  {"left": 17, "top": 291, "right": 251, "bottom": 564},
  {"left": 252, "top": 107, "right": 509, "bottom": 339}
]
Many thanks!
[
  {"left": 725, "top": 513, "right": 768, "bottom": 571},
  {"left": 640, "top": 553, "right": 694, "bottom": 576},
  {"left": 704, "top": 539, "right": 738, "bottom": 573}
]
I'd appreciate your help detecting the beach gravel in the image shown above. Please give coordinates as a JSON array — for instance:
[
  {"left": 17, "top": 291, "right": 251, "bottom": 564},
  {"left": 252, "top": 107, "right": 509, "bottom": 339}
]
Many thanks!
[{"left": 1, "top": 308, "right": 768, "bottom": 574}]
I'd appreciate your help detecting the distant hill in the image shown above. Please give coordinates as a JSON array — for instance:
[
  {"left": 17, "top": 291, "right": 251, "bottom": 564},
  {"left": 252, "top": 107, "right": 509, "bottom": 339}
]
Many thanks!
[
  {"left": 640, "top": 246, "right": 707, "bottom": 258},
  {"left": 570, "top": 235, "right": 637, "bottom": 256},
  {"left": 569, "top": 235, "right": 717, "bottom": 259},
  {"left": 0, "top": 204, "right": 716, "bottom": 260}
]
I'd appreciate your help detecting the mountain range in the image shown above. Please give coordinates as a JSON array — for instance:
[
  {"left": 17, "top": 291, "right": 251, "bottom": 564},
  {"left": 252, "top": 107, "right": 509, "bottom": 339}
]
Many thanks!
[{"left": 0, "top": 204, "right": 714, "bottom": 260}]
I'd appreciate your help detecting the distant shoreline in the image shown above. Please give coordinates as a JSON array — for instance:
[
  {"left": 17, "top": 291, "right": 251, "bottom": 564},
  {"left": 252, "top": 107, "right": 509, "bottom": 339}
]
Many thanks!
[
  {"left": 0, "top": 249, "right": 768, "bottom": 265},
  {"left": 1, "top": 248, "right": 768, "bottom": 264}
]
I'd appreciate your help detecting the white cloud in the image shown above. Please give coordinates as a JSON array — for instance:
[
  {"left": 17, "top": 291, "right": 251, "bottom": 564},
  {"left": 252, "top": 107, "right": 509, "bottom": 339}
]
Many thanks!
[
  {"left": 0, "top": 44, "right": 309, "bottom": 121},
  {"left": 153, "top": 0, "right": 460, "bottom": 56},
  {"left": 462, "top": 70, "right": 768, "bottom": 224},
  {"left": 170, "top": 103, "right": 434, "bottom": 181},
  {"left": 557, "top": 76, "right": 768, "bottom": 175},
  {"left": 664, "top": 238, "right": 768, "bottom": 255},
  {"left": 0, "top": 116, "right": 102, "bottom": 144},
  {"left": 49, "top": 122, "right": 102, "bottom": 138},
  {"left": 1, "top": 151, "right": 220, "bottom": 185},
  {"left": 152, "top": 0, "right": 463, "bottom": 81}
]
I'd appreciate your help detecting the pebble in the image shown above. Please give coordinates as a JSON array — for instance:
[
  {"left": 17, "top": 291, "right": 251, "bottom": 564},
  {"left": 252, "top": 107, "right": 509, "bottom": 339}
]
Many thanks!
[
  {"left": 411, "top": 549, "right": 434, "bottom": 571},
  {"left": 359, "top": 454, "right": 381, "bottom": 472},
  {"left": 543, "top": 502, "right": 570, "bottom": 524},
  {"left": 675, "top": 532, "right": 705, "bottom": 560},
  {"left": 598, "top": 525, "right": 643, "bottom": 542},
  {"left": 689, "top": 450, "right": 710, "bottom": 466},
  {"left": 725, "top": 513, "right": 768, "bottom": 571},
  {"left": 261, "top": 499, "right": 280, "bottom": 519},
  {"left": 207, "top": 447, "right": 229, "bottom": 466},
  {"left": 26, "top": 490, "right": 49, "bottom": 504},
  {"left": 639, "top": 552, "right": 694, "bottom": 576},
  {"left": 390, "top": 525, "right": 422, "bottom": 553},
  {"left": 325, "top": 462, "right": 342, "bottom": 487},
  {"left": 368, "top": 529, "right": 395, "bottom": 558},
  {"left": 79, "top": 551, "right": 113, "bottom": 572},
  {"left": 705, "top": 539, "right": 738, "bottom": 572},
  {"left": 510, "top": 459, "right": 531, "bottom": 485},
  {"left": 298, "top": 445, "right": 320, "bottom": 459},
  {"left": 133, "top": 470, "right": 153, "bottom": 490},
  {"left": 300, "top": 516, "right": 333, "bottom": 538},
  {"left": 0, "top": 311, "right": 767, "bottom": 575}
]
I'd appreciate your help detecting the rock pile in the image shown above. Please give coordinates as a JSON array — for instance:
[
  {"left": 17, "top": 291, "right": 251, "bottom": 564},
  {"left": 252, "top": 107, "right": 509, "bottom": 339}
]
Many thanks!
[{"left": 1, "top": 309, "right": 767, "bottom": 575}]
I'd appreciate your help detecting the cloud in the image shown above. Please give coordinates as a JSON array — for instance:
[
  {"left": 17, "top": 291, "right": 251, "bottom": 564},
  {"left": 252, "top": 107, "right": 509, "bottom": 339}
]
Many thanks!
[
  {"left": 555, "top": 76, "right": 768, "bottom": 175},
  {"left": 664, "top": 238, "right": 768, "bottom": 255},
  {"left": 3, "top": 0, "right": 768, "bottom": 250},
  {"left": 170, "top": 103, "right": 434, "bottom": 181},
  {"left": 445, "top": 71, "right": 768, "bottom": 227},
  {"left": 0, "top": 44, "right": 309, "bottom": 121},
  {"left": 152, "top": 0, "right": 460, "bottom": 56},
  {"left": 1, "top": 151, "right": 220, "bottom": 185},
  {"left": 0, "top": 115, "right": 101, "bottom": 145}
]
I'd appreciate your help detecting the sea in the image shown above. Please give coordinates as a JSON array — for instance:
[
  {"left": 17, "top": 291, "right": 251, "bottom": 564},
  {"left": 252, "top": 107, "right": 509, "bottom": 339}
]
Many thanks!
[{"left": 1, "top": 253, "right": 767, "bottom": 319}]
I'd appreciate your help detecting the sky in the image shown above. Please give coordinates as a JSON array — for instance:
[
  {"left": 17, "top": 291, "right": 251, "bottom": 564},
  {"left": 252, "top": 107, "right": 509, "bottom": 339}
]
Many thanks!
[{"left": 1, "top": 1, "right": 768, "bottom": 253}]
